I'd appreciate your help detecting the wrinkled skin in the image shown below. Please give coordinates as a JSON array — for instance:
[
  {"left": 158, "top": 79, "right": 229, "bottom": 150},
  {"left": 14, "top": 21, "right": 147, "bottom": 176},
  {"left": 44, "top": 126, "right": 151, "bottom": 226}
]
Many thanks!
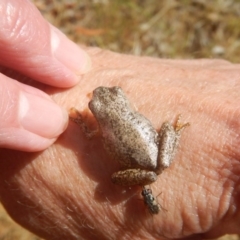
[{"left": 0, "top": 48, "right": 240, "bottom": 240}]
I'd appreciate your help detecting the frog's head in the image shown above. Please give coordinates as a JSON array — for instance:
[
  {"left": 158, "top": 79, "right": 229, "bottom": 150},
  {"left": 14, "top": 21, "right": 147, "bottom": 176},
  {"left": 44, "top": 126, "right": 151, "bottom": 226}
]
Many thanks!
[{"left": 89, "top": 86, "right": 130, "bottom": 119}]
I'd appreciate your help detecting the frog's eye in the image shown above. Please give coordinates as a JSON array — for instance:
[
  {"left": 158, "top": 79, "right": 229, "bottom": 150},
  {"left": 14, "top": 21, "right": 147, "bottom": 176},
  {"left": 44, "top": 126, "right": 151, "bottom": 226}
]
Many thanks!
[{"left": 89, "top": 99, "right": 100, "bottom": 112}]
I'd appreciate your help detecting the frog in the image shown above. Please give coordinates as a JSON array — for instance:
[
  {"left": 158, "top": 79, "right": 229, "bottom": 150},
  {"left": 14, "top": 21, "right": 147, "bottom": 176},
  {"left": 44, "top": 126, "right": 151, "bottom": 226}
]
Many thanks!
[{"left": 70, "top": 86, "right": 189, "bottom": 186}]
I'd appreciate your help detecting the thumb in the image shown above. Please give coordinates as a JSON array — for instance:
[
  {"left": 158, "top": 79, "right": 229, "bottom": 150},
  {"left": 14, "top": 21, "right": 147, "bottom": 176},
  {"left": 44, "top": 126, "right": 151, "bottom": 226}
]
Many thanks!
[{"left": 0, "top": 74, "right": 68, "bottom": 151}]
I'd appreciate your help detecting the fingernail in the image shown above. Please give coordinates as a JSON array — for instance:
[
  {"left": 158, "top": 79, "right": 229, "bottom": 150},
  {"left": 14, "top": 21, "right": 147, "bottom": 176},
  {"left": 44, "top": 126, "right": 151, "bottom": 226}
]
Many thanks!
[
  {"left": 51, "top": 26, "right": 91, "bottom": 76},
  {"left": 19, "top": 91, "right": 68, "bottom": 138}
]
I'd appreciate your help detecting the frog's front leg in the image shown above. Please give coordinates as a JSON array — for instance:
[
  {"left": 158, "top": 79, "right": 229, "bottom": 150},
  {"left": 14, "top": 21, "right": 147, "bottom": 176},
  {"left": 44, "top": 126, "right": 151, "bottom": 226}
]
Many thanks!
[
  {"left": 111, "top": 169, "right": 157, "bottom": 186},
  {"left": 69, "top": 108, "right": 98, "bottom": 139},
  {"left": 155, "top": 115, "right": 190, "bottom": 174}
]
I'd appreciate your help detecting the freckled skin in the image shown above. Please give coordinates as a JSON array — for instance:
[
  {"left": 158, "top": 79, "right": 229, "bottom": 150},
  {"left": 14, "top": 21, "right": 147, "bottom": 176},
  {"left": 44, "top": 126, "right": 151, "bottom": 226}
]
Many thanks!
[{"left": 70, "top": 86, "right": 189, "bottom": 186}]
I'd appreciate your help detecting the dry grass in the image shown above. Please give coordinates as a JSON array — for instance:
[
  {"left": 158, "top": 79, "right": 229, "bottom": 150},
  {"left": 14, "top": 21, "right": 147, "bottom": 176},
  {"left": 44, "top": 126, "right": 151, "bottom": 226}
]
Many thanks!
[
  {"left": 34, "top": 0, "right": 240, "bottom": 61},
  {"left": 1, "top": 0, "right": 240, "bottom": 239}
]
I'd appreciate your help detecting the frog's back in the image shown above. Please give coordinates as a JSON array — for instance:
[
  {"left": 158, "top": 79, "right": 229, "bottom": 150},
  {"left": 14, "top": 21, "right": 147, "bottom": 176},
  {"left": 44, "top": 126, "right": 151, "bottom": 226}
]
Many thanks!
[
  {"left": 101, "top": 112, "right": 159, "bottom": 170},
  {"left": 89, "top": 86, "right": 159, "bottom": 170}
]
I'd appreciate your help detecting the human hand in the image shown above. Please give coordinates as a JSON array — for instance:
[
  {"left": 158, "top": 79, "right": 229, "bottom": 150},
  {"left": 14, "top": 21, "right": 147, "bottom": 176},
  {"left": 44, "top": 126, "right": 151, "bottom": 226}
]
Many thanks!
[
  {"left": 0, "top": 0, "right": 91, "bottom": 151},
  {"left": 0, "top": 49, "right": 240, "bottom": 239}
]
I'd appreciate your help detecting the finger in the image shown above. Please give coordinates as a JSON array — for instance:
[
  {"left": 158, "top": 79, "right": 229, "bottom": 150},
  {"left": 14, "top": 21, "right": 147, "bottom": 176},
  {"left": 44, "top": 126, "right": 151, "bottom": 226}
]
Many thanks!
[
  {"left": 0, "top": 74, "right": 68, "bottom": 151},
  {"left": 0, "top": 0, "right": 91, "bottom": 88}
]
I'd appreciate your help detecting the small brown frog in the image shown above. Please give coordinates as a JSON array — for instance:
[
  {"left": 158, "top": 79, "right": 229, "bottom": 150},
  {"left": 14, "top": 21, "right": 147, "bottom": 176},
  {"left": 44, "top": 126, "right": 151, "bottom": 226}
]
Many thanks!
[{"left": 70, "top": 86, "right": 189, "bottom": 186}]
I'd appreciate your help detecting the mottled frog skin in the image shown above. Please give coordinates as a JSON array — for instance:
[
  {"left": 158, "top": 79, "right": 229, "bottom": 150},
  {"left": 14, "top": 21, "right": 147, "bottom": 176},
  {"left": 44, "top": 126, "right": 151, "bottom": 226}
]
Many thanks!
[
  {"left": 70, "top": 86, "right": 189, "bottom": 186},
  {"left": 89, "top": 86, "right": 159, "bottom": 171}
]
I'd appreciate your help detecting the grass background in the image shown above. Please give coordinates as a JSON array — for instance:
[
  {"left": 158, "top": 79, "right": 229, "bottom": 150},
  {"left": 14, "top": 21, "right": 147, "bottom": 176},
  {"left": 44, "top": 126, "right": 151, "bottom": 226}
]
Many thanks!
[{"left": 0, "top": 0, "right": 240, "bottom": 239}]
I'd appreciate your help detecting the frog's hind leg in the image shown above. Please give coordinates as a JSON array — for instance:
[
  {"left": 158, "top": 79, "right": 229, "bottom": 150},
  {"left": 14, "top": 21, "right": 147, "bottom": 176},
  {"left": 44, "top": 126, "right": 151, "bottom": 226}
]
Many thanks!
[
  {"left": 155, "top": 115, "right": 190, "bottom": 175},
  {"left": 111, "top": 169, "right": 157, "bottom": 186}
]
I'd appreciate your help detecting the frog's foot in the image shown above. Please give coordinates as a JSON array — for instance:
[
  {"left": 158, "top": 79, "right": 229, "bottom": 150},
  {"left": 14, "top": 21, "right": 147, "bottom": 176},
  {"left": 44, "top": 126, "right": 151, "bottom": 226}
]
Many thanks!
[
  {"left": 175, "top": 114, "right": 190, "bottom": 132},
  {"left": 69, "top": 108, "right": 98, "bottom": 139},
  {"left": 111, "top": 169, "right": 157, "bottom": 186}
]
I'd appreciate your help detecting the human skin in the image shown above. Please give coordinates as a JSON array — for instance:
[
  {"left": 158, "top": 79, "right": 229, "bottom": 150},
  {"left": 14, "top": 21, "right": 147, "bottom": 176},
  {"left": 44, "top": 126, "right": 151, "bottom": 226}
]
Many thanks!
[
  {"left": 0, "top": 0, "right": 91, "bottom": 151},
  {"left": 0, "top": 49, "right": 240, "bottom": 240}
]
